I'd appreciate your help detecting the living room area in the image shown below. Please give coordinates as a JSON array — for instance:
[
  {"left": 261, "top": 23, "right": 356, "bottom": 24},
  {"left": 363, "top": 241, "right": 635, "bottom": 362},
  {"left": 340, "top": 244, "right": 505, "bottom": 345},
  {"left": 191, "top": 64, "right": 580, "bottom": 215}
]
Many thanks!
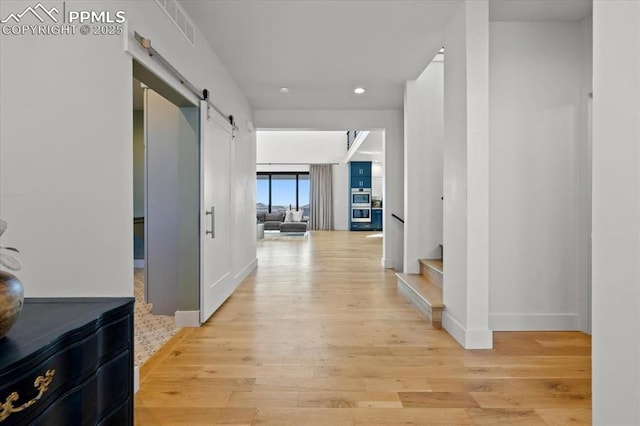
[{"left": 256, "top": 129, "right": 385, "bottom": 239}]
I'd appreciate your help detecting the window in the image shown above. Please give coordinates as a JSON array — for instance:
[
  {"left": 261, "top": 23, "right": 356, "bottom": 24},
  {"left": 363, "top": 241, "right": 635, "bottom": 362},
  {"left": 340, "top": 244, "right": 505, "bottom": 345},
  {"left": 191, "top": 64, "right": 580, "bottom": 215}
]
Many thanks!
[
  {"left": 256, "top": 175, "right": 269, "bottom": 215},
  {"left": 256, "top": 172, "right": 310, "bottom": 217},
  {"left": 271, "top": 174, "right": 296, "bottom": 213},
  {"left": 298, "top": 174, "right": 310, "bottom": 218}
]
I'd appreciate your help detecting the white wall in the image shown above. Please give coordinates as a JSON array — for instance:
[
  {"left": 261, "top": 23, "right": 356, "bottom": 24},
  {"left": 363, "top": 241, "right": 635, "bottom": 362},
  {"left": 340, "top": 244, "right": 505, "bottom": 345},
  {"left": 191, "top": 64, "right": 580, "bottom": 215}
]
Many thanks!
[
  {"left": 592, "top": 1, "right": 640, "bottom": 424},
  {"left": 371, "top": 162, "right": 384, "bottom": 201},
  {"left": 255, "top": 109, "right": 404, "bottom": 271},
  {"left": 442, "top": 0, "right": 492, "bottom": 349},
  {"left": 404, "top": 61, "right": 444, "bottom": 273},
  {"left": 488, "top": 21, "right": 590, "bottom": 331},
  {"left": 332, "top": 162, "right": 349, "bottom": 231},
  {"left": 257, "top": 130, "right": 346, "bottom": 164},
  {"left": 0, "top": 1, "right": 256, "bottom": 297},
  {"left": 257, "top": 164, "right": 309, "bottom": 173}
]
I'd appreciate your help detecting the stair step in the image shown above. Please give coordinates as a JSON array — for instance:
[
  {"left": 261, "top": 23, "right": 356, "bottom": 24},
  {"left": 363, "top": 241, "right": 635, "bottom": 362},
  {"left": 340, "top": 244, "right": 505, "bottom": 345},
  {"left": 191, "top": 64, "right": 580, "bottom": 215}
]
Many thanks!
[
  {"left": 396, "top": 273, "right": 444, "bottom": 329},
  {"left": 419, "top": 259, "right": 443, "bottom": 288}
]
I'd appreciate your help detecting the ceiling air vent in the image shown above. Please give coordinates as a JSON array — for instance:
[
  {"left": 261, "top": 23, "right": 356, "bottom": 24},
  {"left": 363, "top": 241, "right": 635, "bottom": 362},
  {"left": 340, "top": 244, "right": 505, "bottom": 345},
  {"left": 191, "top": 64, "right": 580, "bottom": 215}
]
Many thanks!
[{"left": 155, "top": 0, "right": 195, "bottom": 45}]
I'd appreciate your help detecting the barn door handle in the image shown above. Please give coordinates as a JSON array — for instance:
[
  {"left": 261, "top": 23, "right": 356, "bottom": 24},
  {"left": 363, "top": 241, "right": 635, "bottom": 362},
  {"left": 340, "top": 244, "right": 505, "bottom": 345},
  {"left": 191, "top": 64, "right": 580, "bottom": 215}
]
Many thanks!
[{"left": 206, "top": 207, "right": 215, "bottom": 239}]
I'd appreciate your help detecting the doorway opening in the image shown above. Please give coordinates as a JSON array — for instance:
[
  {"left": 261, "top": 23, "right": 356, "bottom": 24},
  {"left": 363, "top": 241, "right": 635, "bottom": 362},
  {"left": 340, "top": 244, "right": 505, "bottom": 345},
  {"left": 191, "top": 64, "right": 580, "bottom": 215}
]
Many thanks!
[
  {"left": 255, "top": 129, "right": 385, "bottom": 235},
  {"left": 131, "top": 60, "right": 199, "bottom": 366}
]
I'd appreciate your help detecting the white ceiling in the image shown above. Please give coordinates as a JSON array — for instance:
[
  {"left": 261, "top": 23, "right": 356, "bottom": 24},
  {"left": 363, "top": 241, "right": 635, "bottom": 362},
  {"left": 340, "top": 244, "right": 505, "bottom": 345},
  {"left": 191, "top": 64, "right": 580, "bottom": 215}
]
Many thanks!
[
  {"left": 489, "top": 0, "right": 592, "bottom": 22},
  {"left": 352, "top": 131, "right": 384, "bottom": 164},
  {"left": 180, "top": 0, "right": 592, "bottom": 111},
  {"left": 180, "top": 0, "right": 460, "bottom": 110}
]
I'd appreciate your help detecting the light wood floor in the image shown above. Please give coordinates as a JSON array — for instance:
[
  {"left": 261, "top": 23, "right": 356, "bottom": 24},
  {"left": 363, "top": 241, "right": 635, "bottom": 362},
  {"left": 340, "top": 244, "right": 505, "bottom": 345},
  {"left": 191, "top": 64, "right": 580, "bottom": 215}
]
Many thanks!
[{"left": 135, "top": 231, "right": 591, "bottom": 425}]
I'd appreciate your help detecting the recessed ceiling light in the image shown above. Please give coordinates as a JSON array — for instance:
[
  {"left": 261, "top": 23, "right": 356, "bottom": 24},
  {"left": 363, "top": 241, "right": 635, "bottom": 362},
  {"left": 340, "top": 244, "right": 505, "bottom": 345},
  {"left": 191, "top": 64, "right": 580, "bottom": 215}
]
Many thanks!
[
  {"left": 354, "top": 87, "right": 366, "bottom": 95},
  {"left": 279, "top": 87, "right": 289, "bottom": 93}
]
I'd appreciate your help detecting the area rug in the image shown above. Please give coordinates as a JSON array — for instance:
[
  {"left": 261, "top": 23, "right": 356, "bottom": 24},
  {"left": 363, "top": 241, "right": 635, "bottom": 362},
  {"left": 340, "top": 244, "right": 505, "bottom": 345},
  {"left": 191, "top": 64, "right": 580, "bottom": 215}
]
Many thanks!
[
  {"left": 134, "top": 269, "right": 179, "bottom": 366},
  {"left": 262, "top": 231, "right": 309, "bottom": 241}
]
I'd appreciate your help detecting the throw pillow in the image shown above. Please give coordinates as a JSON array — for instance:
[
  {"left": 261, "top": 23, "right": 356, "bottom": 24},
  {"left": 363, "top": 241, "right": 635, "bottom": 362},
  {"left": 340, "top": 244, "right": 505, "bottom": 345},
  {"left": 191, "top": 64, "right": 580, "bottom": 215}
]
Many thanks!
[
  {"left": 292, "top": 210, "right": 303, "bottom": 222},
  {"left": 284, "top": 210, "right": 293, "bottom": 222},
  {"left": 265, "top": 212, "right": 284, "bottom": 222}
]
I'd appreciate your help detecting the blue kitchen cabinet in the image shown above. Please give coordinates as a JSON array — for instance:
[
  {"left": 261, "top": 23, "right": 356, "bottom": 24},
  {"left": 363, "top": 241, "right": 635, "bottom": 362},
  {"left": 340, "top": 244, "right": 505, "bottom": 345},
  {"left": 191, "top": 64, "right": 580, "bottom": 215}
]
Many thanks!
[
  {"left": 350, "top": 161, "right": 371, "bottom": 178},
  {"left": 351, "top": 176, "right": 372, "bottom": 189},
  {"left": 351, "top": 222, "right": 373, "bottom": 231},
  {"left": 372, "top": 209, "right": 383, "bottom": 231}
]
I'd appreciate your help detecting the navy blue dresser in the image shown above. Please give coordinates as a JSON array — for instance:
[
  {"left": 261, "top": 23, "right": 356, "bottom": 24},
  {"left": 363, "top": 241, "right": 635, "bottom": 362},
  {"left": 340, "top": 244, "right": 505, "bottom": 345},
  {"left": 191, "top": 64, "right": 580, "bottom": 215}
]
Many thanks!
[{"left": 0, "top": 298, "right": 134, "bottom": 425}]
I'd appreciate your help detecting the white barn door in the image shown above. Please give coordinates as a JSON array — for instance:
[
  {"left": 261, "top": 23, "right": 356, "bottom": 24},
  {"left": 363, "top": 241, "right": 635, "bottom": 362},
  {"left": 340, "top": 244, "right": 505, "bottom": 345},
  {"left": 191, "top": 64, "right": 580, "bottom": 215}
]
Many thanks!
[{"left": 200, "top": 101, "right": 233, "bottom": 323}]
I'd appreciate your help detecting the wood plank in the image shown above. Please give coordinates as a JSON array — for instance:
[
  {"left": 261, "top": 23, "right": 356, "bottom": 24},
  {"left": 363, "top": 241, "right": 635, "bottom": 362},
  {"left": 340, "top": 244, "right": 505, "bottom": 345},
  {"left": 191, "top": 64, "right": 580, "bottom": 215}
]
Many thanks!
[
  {"left": 296, "top": 391, "right": 402, "bottom": 408},
  {"left": 420, "top": 258, "right": 443, "bottom": 273},
  {"left": 399, "top": 391, "right": 481, "bottom": 408},
  {"left": 535, "top": 408, "right": 592, "bottom": 425},
  {"left": 397, "top": 272, "right": 444, "bottom": 328},
  {"left": 352, "top": 408, "right": 473, "bottom": 425},
  {"left": 419, "top": 258, "right": 444, "bottom": 288},
  {"left": 251, "top": 408, "right": 353, "bottom": 426},
  {"left": 396, "top": 273, "right": 444, "bottom": 307},
  {"left": 134, "top": 407, "right": 256, "bottom": 425},
  {"left": 465, "top": 408, "right": 547, "bottom": 425}
]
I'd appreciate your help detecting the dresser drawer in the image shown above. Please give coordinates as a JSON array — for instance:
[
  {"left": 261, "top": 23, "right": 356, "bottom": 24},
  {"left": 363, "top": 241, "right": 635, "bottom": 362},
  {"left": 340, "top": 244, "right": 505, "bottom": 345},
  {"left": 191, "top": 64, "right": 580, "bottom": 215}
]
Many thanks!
[
  {"left": 1, "top": 316, "right": 131, "bottom": 425},
  {"left": 97, "top": 399, "right": 130, "bottom": 426},
  {"left": 30, "top": 374, "right": 99, "bottom": 426},
  {"left": 97, "top": 315, "right": 131, "bottom": 364},
  {"left": 1, "top": 335, "right": 99, "bottom": 425},
  {"left": 96, "top": 350, "right": 131, "bottom": 421},
  {"left": 26, "top": 350, "right": 130, "bottom": 426}
]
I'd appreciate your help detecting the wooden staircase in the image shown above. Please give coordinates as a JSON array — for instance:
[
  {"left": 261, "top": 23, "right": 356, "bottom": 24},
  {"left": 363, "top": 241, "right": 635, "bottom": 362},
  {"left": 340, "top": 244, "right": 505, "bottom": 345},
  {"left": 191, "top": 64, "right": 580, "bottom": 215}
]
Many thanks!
[{"left": 396, "top": 258, "right": 444, "bottom": 328}]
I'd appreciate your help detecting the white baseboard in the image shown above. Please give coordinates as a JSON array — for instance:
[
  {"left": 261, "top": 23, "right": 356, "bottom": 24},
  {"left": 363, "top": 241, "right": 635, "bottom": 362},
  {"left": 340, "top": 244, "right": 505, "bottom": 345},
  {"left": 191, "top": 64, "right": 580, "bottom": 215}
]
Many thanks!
[
  {"left": 443, "top": 311, "right": 493, "bottom": 349},
  {"left": 173, "top": 259, "right": 258, "bottom": 329},
  {"left": 235, "top": 257, "right": 258, "bottom": 283},
  {"left": 381, "top": 257, "right": 394, "bottom": 269},
  {"left": 175, "top": 310, "right": 200, "bottom": 327},
  {"left": 134, "top": 259, "right": 145, "bottom": 268},
  {"left": 465, "top": 328, "right": 493, "bottom": 349},
  {"left": 443, "top": 311, "right": 466, "bottom": 347},
  {"left": 489, "top": 313, "right": 580, "bottom": 331},
  {"left": 134, "top": 366, "right": 140, "bottom": 394}
]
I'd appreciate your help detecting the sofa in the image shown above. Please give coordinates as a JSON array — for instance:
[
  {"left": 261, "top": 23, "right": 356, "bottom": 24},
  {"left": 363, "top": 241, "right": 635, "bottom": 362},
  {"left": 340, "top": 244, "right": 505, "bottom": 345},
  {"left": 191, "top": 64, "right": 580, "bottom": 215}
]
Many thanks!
[{"left": 257, "top": 211, "right": 308, "bottom": 233}]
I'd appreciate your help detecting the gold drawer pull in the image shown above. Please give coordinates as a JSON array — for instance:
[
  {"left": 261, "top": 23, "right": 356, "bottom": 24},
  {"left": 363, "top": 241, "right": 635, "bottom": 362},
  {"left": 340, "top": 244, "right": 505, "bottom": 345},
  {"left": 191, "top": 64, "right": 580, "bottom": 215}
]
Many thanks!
[{"left": 0, "top": 369, "right": 55, "bottom": 422}]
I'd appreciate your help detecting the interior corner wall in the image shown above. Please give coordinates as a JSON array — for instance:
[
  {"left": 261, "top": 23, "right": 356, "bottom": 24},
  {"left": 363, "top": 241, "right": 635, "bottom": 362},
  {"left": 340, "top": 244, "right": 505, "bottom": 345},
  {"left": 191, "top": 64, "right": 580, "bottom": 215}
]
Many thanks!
[
  {"left": 177, "top": 107, "right": 200, "bottom": 311},
  {"left": 254, "top": 109, "right": 404, "bottom": 271},
  {"left": 442, "top": 0, "right": 491, "bottom": 349},
  {"left": 133, "top": 110, "right": 145, "bottom": 218},
  {"left": 0, "top": 1, "right": 256, "bottom": 298},
  {"left": 576, "top": 15, "right": 593, "bottom": 334},
  {"left": 592, "top": 1, "right": 640, "bottom": 424},
  {"left": 133, "top": 110, "right": 145, "bottom": 261},
  {"left": 488, "top": 21, "right": 587, "bottom": 331},
  {"left": 403, "top": 62, "right": 444, "bottom": 274}
]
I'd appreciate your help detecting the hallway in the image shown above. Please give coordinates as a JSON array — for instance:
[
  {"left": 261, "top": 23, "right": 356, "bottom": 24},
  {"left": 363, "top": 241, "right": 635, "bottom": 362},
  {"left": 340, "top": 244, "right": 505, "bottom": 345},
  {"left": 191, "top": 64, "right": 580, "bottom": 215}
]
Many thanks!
[{"left": 135, "top": 231, "right": 591, "bottom": 425}]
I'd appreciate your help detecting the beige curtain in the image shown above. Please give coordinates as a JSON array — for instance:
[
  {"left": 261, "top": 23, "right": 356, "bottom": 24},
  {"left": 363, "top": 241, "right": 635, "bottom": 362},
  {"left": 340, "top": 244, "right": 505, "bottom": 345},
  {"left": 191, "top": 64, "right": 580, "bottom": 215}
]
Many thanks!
[{"left": 309, "top": 164, "right": 333, "bottom": 230}]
